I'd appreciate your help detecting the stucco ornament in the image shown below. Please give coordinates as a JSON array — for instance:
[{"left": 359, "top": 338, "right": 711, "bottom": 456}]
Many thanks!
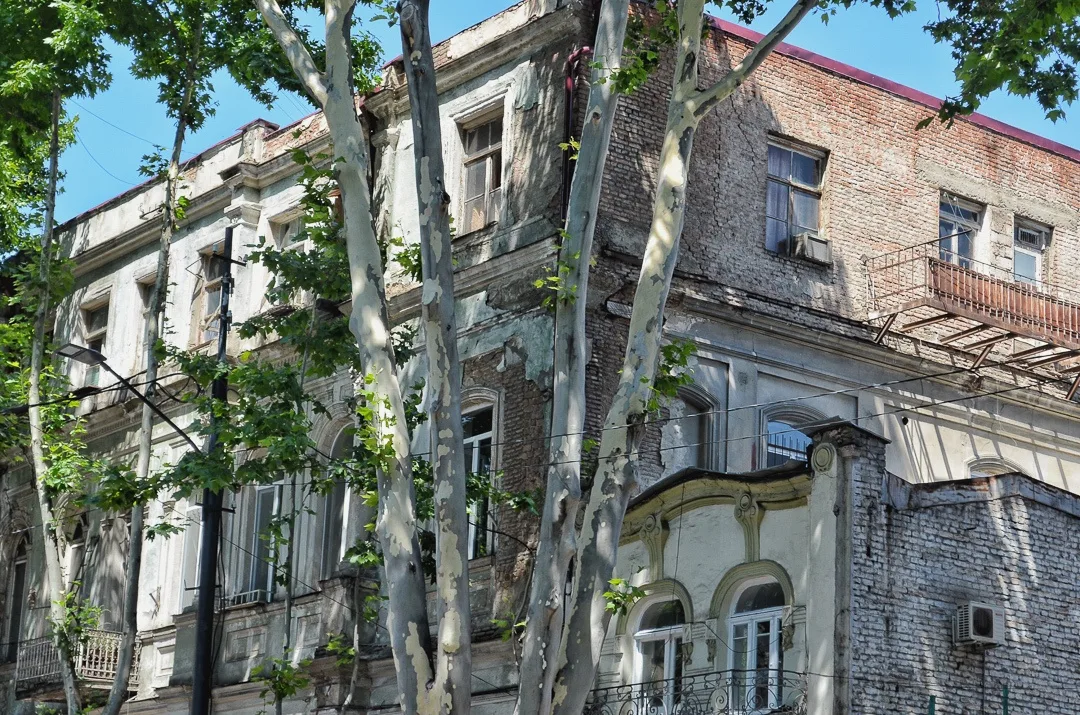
[
  {"left": 734, "top": 492, "right": 763, "bottom": 562},
  {"left": 811, "top": 442, "right": 837, "bottom": 475},
  {"left": 640, "top": 511, "right": 669, "bottom": 581}
]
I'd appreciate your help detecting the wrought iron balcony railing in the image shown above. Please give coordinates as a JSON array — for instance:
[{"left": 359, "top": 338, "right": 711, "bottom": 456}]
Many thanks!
[
  {"left": 585, "top": 670, "right": 808, "bottom": 715},
  {"left": 15, "top": 630, "right": 140, "bottom": 691}
]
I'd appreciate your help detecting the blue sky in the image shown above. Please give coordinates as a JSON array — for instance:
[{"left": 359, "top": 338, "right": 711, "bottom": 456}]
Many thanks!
[{"left": 57, "top": 1, "right": 1076, "bottom": 222}]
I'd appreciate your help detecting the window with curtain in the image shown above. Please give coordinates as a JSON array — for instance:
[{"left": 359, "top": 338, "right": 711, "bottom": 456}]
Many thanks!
[
  {"left": 765, "top": 141, "right": 823, "bottom": 254},
  {"left": 939, "top": 194, "right": 981, "bottom": 269}
]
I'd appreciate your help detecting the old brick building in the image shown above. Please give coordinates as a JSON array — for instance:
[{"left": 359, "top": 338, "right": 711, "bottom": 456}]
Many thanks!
[{"left": 2, "top": 1, "right": 1079, "bottom": 714}]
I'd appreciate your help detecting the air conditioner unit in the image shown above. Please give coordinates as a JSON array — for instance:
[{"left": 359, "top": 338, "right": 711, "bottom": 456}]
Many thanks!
[
  {"left": 954, "top": 601, "right": 1005, "bottom": 647},
  {"left": 792, "top": 232, "right": 832, "bottom": 265}
]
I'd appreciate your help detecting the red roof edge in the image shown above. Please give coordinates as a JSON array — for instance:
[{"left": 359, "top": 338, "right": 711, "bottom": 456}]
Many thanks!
[{"left": 706, "top": 15, "right": 1080, "bottom": 165}]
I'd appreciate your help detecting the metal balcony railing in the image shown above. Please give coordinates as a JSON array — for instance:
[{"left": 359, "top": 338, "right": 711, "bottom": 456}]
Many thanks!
[
  {"left": 866, "top": 242, "right": 1080, "bottom": 351},
  {"left": 15, "top": 630, "right": 140, "bottom": 691},
  {"left": 585, "top": 671, "right": 808, "bottom": 715}
]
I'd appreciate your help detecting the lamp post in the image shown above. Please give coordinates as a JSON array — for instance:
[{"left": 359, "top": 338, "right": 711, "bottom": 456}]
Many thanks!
[{"left": 54, "top": 343, "right": 200, "bottom": 452}]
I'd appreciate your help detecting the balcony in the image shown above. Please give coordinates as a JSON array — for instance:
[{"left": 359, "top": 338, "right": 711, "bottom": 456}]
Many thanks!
[
  {"left": 866, "top": 242, "right": 1080, "bottom": 398},
  {"left": 15, "top": 630, "right": 140, "bottom": 695},
  {"left": 585, "top": 671, "right": 808, "bottom": 715}
]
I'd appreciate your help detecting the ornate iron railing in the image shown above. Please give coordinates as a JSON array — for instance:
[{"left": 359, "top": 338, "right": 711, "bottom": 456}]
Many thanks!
[
  {"left": 15, "top": 630, "right": 140, "bottom": 691},
  {"left": 585, "top": 671, "right": 808, "bottom": 715}
]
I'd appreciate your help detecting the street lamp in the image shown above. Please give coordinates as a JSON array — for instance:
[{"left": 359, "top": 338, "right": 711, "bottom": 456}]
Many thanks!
[{"left": 54, "top": 342, "right": 201, "bottom": 452}]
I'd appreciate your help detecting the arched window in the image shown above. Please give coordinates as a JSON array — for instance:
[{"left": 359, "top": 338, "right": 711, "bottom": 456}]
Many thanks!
[
  {"left": 322, "top": 426, "right": 353, "bottom": 578},
  {"left": 633, "top": 598, "right": 687, "bottom": 712},
  {"left": 969, "top": 457, "right": 1027, "bottom": 479},
  {"left": 729, "top": 578, "right": 786, "bottom": 711},
  {"left": 463, "top": 407, "right": 494, "bottom": 559},
  {"left": 5, "top": 539, "right": 28, "bottom": 662},
  {"left": 661, "top": 386, "right": 720, "bottom": 478},
  {"left": 67, "top": 516, "right": 87, "bottom": 586},
  {"left": 761, "top": 406, "right": 823, "bottom": 468}
]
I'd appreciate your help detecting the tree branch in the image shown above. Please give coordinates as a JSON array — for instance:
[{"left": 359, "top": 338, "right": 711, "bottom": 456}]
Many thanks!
[
  {"left": 252, "top": 0, "right": 329, "bottom": 106},
  {"left": 690, "top": 0, "right": 818, "bottom": 116}
]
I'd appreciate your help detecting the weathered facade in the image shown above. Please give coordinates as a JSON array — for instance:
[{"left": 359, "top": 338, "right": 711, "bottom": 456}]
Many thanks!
[{"left": 3, "top": 1, "right": 1080, "bottom": 713}]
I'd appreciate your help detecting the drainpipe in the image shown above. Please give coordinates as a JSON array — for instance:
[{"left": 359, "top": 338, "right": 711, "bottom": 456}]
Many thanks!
[{"left": 561, "top": 46, "right": 592, "bottom": 221}]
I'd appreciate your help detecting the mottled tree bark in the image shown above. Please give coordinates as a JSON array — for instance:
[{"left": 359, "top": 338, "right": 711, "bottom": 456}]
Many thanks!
[
  {"left": 253, "top": 1, "right": 434, "bottom": 712},
  {"left": 514, "top": 3, "right": 629, "bottom": 714},
  {"left": 551, "top": 3, "right": 816, "bottom": 714},
  {"left": 27, "top": 88, "right": 83, "bottom": 715},
  {"left": 102, "top": 33, "right": 200, "bottom": 714},
  {"left": 399, "top": 2, "right": 473, "bottom": 714}
]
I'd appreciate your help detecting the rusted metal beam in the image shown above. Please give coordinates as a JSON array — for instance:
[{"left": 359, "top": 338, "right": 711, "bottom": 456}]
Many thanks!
[
  {"left": 1010, "top": 344, "right": 1056, "bottom": 360},
  {"left": 972, "top": 344, "right": 996, "bottom": 369},
  {"left": 1027, "top": 350, "right": 1080, "bottom": 368},
  {"left": 874, "top": 314, "right": 897, "bottom": 344},
  {"left": 1058, "top": 362, "right": 1080, "bottom": 375},
  {"left": 940, "top": 324, "right": 991, "bottom": 345},
  {"left": 967, "top": 332, "right": 1014, "bottom": 350},
  {"left": 1067, "top": 375, "right": 1080, "bottom": 401},
  {"left": 898, "top": 313, "right": 953, "bottom": 332}
]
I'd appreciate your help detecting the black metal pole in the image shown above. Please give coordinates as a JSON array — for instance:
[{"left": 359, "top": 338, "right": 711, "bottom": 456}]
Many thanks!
[{"left": 191, "top": 226, "right": 233, "bottom": 715}]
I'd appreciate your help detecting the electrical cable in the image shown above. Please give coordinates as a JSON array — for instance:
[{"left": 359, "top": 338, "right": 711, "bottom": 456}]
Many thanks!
[
  {"left": 75, "top": 128, "right": 140, "bottom": 186},
  {"left": 70, "top": 100, "right": 161, "bottom": 148}
]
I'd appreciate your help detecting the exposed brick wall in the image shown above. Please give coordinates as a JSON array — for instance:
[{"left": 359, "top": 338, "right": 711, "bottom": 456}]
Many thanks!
[
  {"left": 845, "top": 434, "right": 1080, "bottom": 714},
  {"left": 596, "top": 15, "right": 1080, "bottom": 400}
]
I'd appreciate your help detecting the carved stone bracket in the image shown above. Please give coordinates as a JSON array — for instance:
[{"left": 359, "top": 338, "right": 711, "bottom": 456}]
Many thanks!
[
  {"left": 640, "top": 512, "right": 669, "bottom": 582},
  {"left": 734, "top": 492, "right": 763, "bottom": 563}
]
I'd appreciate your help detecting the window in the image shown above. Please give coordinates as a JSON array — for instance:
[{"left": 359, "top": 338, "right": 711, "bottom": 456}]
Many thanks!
[
  {"left": 729, "top": 579, "right": 786, "bottom": 712},
  {"left": 5, "top": 539, "right": 28, "bottom": 662},
  {"left": 634, "top": 599, "right": 686, "bottom": 713},
  {"left": 461, "top": 115, "right": 503, "bottom": 233},
  {"left": 179, "top": 497, "right": 202, "bottom": 611},
  {"left": 939, "top": 194, "right": 981, "bottom": 269},
  {"left": 135, "top": 275, "right": 157, "bottom": 364},
  {"left": 661, "top": 389, "right": 715, "bottom": 479},
  {"left": 464, "top": 408, "right": 494, "bottom": 559},
  {"left": 322, "top": 428, "right": 352, "bottom": 578},
  {"left": 82, "top": 301, "right": 109, "bottom": 386},
  {"left": 196, "top": 247, "right": 228, "bottom": 345},
  {"left": 274, "top": 215, "right": 306, "bottom": 252},
  {"left": 67, "top": 517, "right": 87, "bottom": 587},
  {"left": 246, "top": 485, "right": 279, "bottom": 601},
  {"left": 765, "top": 141, "right": 823, "bottom": 254},
  {"left": 765, "top": 421, "right": 812, "bottom": 467},
  {"left": 1013, "top": 218, "right": 1050, "bottom": 285}
]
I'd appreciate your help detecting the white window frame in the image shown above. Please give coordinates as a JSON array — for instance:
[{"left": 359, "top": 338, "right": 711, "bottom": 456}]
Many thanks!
[
  {"left": 765, "top": 138, "right": 825, "bottom": 254},
  {"left": 939, "top": 193, "right": 982, "bottom": 269},
  {"left": 460, "top": 110, "right": 504, "bottom": 234},
  {"left": 463, "top": 407, "right": 495, "bottom": 560},
  {"left": 631, "top": 597, "right": 689, "bottom": 714},
  {"left": 1013, "top": 217, "right": 1051, "bottom": 286},
  {"left": 81, "top": 298, "right": 110, "bottom": 386},
  {"left": 245, "top": 484, "right": 280, "bottom": 602},
  {"left": 728, "top": 578, "right": 786, "bottom": 713},
  {"left": 66, "top": 517, "right": 87, "bottom": 587}
]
